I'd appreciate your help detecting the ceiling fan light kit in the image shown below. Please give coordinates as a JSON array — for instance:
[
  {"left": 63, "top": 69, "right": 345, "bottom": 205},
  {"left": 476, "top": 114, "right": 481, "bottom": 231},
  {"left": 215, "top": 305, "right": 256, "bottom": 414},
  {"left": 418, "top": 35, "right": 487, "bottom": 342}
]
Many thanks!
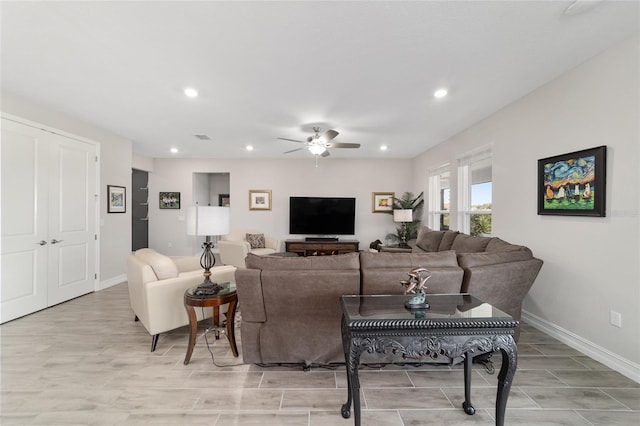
[
  {"left": 308, "top": 144, "right": 326, "bottom": 155},
  {"left": 277, "top": 126, "right": 361, "bottom": 159}
]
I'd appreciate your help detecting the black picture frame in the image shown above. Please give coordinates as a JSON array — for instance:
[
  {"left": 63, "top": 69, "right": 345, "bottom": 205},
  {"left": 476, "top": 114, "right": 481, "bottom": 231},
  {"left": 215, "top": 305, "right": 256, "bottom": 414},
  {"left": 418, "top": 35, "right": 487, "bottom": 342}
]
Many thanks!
[
  {"left": 107, "top": 185, "right": 126, "bottom": 213},
  {"left": 219, "top": 193, "right": 230, "bottom": 207},
  {"left": 159, "top": 192, "right": 181, "bottom": 209},
  {"left": 538, "top": 146, "right": 606, "bottom": 217}
]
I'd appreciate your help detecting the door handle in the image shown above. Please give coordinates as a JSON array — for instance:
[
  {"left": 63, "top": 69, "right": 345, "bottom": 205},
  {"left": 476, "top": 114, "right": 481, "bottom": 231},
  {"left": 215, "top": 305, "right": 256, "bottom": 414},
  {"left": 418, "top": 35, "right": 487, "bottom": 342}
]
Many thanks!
[
  {"left": 50, "top": 239, "right": 64, "bottom": 244},
  {"left": 36, "top": 240, "right": 48, "bottom": 246}
]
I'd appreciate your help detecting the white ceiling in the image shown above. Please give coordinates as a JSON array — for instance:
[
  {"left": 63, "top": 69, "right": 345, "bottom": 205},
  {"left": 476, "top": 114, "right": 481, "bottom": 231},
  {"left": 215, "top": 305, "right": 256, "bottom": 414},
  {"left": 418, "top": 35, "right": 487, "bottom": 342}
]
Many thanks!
[{"left": 2, "top": 1, "right": 638, "bottom": 159}]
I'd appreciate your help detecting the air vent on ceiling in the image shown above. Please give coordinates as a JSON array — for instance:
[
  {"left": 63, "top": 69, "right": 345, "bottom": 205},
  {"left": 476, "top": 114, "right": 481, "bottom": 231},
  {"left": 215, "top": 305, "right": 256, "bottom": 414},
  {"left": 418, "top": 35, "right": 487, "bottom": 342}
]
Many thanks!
[{"left": 194, "top": 134, "right": 211, "bottom": 141}]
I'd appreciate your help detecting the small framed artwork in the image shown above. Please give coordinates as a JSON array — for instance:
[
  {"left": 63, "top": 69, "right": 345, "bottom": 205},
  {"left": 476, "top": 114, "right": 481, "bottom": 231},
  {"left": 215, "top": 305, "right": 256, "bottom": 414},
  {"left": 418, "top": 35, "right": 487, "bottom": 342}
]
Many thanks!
[
  {"left": 219, "top": 193, "right": 230, "bottom": 207},
  {"left": 538, "top": 146, "right": 606, "bottom": 217},
  {"left": 372, "top": 192, "right": 395, "bottom": 213},
  {"left": 107, "top": 185, "right": 126, "bottom": 213},
  {"left": 159, "top": 192, "right": 181, "bottom": 209},
  {"left": 249, "top": 189, "right": 272, "bottom": 211}
]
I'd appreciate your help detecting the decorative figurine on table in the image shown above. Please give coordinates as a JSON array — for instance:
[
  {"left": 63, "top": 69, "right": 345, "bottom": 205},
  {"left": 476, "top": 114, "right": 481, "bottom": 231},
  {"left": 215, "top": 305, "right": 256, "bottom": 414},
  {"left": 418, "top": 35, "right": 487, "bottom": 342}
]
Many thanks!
[{"left": 399, "top": 267, "right": 431, "bottom": 310}]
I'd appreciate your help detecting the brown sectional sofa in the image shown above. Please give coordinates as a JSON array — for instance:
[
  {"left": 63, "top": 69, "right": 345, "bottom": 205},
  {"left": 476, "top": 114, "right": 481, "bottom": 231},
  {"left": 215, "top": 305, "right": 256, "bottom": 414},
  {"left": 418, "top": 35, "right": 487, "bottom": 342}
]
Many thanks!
[{"left": 235, "top": 229, "right": 543, "bottom": 365}]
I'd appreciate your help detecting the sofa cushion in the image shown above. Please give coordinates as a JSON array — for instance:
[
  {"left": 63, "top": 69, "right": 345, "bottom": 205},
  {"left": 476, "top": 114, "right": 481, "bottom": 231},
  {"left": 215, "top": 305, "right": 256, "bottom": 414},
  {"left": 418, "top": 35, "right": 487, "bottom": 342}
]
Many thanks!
[
  {"left": 438, "top": 230, "right": 460, "bottom": 251},
  {"left": 246, "top": 233, "right": 266, "bottom": 249},
  {"left": 485, "top": 237, "right": 525, "bottom": 252},
  {"left": 457, "top": 249, "right": 534, "bottom": 268},
  {"left": 451, "top": 234, "right": 492, "bottom": 253},
  {"left": 245, "top": 252, "right": 360, "bottom": 271},
  {"left": 360, "top": 251, "right": 463, "bottom": 295},
  {"left": 360, "top": 250, "right": 459, "bottom": 268},
  {"left": 134, "top": 248, "right": 178, "bottom": 280},
  {"left": 415, "top": 227, "right": 445, "bottom": 252}
]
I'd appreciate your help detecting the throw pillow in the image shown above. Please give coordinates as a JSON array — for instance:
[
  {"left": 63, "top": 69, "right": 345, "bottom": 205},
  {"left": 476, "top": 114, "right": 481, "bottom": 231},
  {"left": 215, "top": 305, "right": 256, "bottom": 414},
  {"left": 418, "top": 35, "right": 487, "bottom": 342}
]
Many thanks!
[
  {"left": 438, "top": 230, "right": 460, "bottom": 251},
  {"left": 415, "top": 227, "right": 445, "bottom": 252},
  {"left": 246, "top": 233, "right": 266, "bottom": 249},
  {"left": 451, "top": 234, "right": 492, "bottom": 253}
]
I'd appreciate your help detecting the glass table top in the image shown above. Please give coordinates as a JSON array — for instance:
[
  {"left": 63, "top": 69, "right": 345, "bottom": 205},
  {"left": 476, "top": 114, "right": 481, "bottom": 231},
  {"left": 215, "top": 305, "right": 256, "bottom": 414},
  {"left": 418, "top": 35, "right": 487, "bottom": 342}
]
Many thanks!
[{"left": 341, "top": 294, "right": 512, "bottom": 322}]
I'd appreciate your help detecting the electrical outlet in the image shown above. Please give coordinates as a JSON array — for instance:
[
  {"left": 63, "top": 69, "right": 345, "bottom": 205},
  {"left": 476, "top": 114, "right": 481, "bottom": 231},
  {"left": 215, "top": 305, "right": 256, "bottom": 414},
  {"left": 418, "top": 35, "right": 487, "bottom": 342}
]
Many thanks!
[{"left": 610, "top": 310, "right": 622, "bottom": 328}]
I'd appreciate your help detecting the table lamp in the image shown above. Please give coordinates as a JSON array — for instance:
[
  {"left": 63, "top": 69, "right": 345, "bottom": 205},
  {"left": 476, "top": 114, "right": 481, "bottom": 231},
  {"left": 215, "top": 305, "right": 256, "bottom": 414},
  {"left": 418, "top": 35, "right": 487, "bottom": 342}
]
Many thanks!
[
  {"left": 393, "top": 209, "right": 413, "bottom": 247},
  {"left": 187, "top": 205, "right": 230, "bottom": 294}
]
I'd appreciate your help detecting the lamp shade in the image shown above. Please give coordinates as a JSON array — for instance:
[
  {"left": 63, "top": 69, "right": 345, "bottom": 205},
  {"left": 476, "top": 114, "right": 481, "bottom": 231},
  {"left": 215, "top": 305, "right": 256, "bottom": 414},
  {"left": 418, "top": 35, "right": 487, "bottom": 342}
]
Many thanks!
[
  {"left": 393, "top": 209, "right": 413, "bottom": 223},
  {"left": 187, "top": 206, "right": 230, "bottom": 236}
]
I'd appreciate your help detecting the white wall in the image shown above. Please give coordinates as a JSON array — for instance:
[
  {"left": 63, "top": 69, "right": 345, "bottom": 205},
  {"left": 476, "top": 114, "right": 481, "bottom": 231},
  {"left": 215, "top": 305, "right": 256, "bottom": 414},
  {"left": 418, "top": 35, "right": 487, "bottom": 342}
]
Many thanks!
[
  {"left": 148, "top": 158, "right": 413, "bottom": 256},
  {"left": 1, "top": 91, "right": 133, "bottom": 287},
  {"left": 412, "top": 35, "right": 640, "bottom": 374}
]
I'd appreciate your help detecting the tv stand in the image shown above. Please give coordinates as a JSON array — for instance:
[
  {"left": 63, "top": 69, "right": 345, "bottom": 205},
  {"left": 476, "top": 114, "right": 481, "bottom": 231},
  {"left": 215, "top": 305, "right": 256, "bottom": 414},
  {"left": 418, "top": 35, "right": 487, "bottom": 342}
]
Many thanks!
[
  {"left": 305, "top": 237, "right": 339, "bottom": 242},
  {"left": 285, "top": 239, "right": 359, "bottom": 257}
]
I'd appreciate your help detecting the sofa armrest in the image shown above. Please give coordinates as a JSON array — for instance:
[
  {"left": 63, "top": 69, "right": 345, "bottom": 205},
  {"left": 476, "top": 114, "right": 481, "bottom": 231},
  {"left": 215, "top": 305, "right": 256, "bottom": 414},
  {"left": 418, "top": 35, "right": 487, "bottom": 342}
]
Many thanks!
[
  {"left": 218, "top": 240, "right": 251, "bottom": 268},
  {"left": 460, "top": 258, "right": 543, "bottom": 321},
  {"left": 140, "top": 273, "right": 214, "bottom": 335},
  {"left": 235, "top": 268, "right": 266, "bottom": 322},
  {"left": 265, "top": 237, "right": 280, "bottom": 251}
]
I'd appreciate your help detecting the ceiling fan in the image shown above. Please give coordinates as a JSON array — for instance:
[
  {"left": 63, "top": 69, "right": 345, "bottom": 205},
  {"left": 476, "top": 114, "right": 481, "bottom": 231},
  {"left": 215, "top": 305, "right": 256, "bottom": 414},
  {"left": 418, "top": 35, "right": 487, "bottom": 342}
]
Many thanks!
[{"left": 277, "top": 127, "right": 360, "bottom": 157}]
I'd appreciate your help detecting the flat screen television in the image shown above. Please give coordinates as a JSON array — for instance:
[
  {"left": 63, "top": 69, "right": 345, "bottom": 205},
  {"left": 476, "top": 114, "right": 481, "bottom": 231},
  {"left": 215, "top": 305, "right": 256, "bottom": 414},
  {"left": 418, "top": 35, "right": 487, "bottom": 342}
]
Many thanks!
[{"left": 289, "top": 197, "right": 356, "bottom": 235}]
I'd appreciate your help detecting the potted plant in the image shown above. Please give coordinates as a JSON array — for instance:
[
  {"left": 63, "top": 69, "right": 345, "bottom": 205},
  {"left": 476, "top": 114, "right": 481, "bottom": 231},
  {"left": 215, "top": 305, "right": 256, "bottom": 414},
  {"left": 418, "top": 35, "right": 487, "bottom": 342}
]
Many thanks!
[{"left": 385, "top": 192, "right": 424, "bottom": 246}]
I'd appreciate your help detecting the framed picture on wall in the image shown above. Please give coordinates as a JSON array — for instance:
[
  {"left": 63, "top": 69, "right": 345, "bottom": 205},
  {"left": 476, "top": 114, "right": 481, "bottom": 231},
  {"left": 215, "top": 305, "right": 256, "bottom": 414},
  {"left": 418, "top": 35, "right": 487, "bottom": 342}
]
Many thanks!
[
  {"left": 537, "top": 146, "right": 606, "bottom": 217},
  {"left": 159, "top": 192, "right": 181, "bottom": 209},
  {"left": 219, "top": 193, "right": 230, "bottom": 207},
  {"left": 372, "top": 192, "right": 394, "bottom": 213},
  {"left": 107, "top": 185, "right": 126, "bottom": 213},
  {"left": 249, "top": 189, "right": 272, "bottom": 211}
]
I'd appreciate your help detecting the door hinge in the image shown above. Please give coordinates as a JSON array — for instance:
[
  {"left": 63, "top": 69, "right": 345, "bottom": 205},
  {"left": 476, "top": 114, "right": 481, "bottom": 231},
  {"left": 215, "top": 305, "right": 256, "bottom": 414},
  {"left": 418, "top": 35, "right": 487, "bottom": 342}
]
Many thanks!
[
  {"left": 95, "top": 234, "right": 98, "bottom": 240},
  {"left": 95, "top": 273, "right": 97, "bottom": 279},
  {"left": 95, "top": 155, "right": 99, "bottom": 162}
]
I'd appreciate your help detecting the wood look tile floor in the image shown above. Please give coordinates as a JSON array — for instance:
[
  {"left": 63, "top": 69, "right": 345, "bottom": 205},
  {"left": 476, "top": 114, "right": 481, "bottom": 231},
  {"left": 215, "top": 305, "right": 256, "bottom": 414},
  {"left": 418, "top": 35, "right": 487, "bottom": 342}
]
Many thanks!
[{"left": 1, "top": 283, "right": 638, "bottom": 425}]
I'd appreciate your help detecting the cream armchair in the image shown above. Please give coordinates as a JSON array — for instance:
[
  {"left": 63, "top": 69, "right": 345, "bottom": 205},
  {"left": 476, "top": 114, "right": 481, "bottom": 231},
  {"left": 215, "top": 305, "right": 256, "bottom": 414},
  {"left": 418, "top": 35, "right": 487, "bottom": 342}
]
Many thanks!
[
  {"left": 218, "top": 229, "right": 280, "bottom": 268},
  {"left": 126, "top": 248, "right": 236, "bottom": 351}
]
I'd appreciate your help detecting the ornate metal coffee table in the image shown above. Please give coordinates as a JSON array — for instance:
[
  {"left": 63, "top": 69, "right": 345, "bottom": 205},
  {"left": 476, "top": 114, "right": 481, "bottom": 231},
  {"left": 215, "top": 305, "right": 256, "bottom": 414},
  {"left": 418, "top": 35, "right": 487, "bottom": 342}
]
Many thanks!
[{"left": 340, "top": 294, "right": 518, "bottom": 426}]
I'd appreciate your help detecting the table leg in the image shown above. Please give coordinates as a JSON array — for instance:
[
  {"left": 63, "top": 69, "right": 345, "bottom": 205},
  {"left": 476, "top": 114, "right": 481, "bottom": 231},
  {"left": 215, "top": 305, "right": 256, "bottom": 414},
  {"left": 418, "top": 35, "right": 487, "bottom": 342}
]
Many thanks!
[
  {"left": 463, "top": 352, "right": 476, "bottom": 415},
  {"left": 183, "top": 303, "right": 198, "bottom": 365},
  {"left": 213, "top": 306, "right": 220, "bottom": 339},
  {"left": 340, "top": 315, "right": 352, "bottom": 419},
  {"left": 225, "top": 297, "right": 239, "bottom": 357},
  {"left": 340, "top": 316, "right": 362, "bottom": 425},
  {"left": 495, "top": 337, "right": 518, "bottom": 426}
]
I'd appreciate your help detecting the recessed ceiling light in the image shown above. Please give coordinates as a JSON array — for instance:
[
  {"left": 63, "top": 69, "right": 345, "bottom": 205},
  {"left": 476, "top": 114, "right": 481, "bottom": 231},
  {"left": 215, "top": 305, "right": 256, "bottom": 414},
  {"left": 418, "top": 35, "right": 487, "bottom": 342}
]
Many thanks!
[
  {"left": 434, "top": 88, "right": 448, "bottom": 99},
  {"left": 380, "top": 145, "right": 388, "bottom": 151},
  {"left": 184, "top": 87, "right": 198, "bottom": 98},
  {"left": 170, "top": 148, "right": 178, "bottom": 154},
  {"left": 246, "top": 145, "right": 254, "bottom": 151}
]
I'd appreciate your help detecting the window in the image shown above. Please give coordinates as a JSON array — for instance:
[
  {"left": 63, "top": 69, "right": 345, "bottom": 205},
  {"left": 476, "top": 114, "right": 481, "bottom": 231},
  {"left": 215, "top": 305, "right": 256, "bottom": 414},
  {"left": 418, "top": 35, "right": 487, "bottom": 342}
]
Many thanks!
[
  {"left": 458, "top": 148, "right": 492, "bottom": 236},
  {"left": 428, "top": 166, "right": 450, "bottom": 230}
]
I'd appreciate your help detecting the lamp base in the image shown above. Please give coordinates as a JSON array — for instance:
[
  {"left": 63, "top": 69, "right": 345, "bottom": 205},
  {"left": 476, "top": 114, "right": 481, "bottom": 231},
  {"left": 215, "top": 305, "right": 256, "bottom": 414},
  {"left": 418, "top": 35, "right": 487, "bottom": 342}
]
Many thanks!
[{"left": 194, "top": 279, "right": 222, "bottom": 296}]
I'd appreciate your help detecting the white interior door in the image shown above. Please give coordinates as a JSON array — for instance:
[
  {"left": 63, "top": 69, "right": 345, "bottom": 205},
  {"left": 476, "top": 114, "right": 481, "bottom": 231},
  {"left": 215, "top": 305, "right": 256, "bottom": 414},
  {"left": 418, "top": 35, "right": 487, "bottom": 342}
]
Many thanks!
[
  {"left": 47, "top": 133, "right": 97, "bottom": 305},
  {"left": 1, "top": 120, "right": 49, "bottom": 322},
  {"left": 1, "top": 117, "right": 98, "bottom": 322}
]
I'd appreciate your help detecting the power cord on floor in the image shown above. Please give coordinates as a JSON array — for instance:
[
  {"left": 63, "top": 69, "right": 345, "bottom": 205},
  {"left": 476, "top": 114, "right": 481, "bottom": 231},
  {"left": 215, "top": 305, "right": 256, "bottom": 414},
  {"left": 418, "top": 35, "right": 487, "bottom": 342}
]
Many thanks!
[{"left": 200, "top": 304, "right": 243, "bottom": 368}]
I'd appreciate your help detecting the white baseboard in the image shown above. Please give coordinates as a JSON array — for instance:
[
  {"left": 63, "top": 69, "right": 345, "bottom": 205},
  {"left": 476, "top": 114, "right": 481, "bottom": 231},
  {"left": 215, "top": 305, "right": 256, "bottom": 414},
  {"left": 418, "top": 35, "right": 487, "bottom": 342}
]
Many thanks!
[
  {"left": 98, "top": 274, "right": 126, "bottom": 291},
  {"left": 522, "top": 309, "right": 640, "bottom": 384}
]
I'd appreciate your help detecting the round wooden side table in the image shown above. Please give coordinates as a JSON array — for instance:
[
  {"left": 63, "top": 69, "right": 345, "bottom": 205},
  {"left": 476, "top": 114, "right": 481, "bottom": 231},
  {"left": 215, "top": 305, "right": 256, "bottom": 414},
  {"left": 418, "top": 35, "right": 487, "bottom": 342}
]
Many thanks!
[{"left": 183, "top": 282, "right": 239, "bottom": 365}]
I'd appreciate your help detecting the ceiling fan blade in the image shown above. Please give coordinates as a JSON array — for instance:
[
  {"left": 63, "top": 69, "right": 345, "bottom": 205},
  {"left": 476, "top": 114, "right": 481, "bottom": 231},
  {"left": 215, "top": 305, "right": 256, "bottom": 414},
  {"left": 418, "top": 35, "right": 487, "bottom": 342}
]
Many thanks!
[
  {"left": 321, "top": 150, "right": 331, "bottom": 157},
  {"left": 326, "top": 142, "right": 360, "bottom": 149},
  {"left": 277, "top": 137, "right": 306, "bottom": 144},
  {"left": 319, "top": 129, "right": 339, "bottom": 142},
  {"left": 284, "top": 147, "right": 304, "bottom": 154}
]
